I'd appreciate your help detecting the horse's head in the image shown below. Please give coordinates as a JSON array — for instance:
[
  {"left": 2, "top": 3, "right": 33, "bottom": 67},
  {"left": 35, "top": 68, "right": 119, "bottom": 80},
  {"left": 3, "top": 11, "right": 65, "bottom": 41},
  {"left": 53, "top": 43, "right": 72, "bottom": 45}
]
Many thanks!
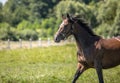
[{"left": 54, "top": 14, "right": 74, "bottom": 42}]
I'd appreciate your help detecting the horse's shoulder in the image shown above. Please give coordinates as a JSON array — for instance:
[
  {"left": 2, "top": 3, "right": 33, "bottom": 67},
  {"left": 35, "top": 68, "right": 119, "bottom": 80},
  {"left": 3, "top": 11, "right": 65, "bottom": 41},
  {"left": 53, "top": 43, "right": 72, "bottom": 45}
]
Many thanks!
[{"left": 94, "top": 39, "right": 102, "bottom": 50}]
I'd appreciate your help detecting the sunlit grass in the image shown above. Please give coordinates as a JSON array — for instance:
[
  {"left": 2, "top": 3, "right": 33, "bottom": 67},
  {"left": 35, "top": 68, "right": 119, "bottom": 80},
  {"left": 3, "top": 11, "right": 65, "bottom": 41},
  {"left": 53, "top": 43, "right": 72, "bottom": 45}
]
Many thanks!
[{"left": 0, "top": 44, "right": 120, "bottom": 83}]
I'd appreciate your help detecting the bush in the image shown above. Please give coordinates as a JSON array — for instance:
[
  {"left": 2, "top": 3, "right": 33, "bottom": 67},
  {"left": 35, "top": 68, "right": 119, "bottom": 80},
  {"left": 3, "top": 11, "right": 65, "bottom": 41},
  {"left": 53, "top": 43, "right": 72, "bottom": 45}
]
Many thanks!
[
  {"left": 94, "top": 23, "right": 111, "bottom": 38},
  {"left": 0, "top": 23, "right": 18, "bottom": 41},
  {"left": 18, "top": 29, "right": 38, "bottom": 40}
]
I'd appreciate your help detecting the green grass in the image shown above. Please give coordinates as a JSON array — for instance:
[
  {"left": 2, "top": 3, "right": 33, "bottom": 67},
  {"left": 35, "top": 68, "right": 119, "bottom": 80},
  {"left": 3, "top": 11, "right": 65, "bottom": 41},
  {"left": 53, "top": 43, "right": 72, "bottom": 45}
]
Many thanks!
[{"left": 0, "top": 44, "right": 120, "bottom": 83}]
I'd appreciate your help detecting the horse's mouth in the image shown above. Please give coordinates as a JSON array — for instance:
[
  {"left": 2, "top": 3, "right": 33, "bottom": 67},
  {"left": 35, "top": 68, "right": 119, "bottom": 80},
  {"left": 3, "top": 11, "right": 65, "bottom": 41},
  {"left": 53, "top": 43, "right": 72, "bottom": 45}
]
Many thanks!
[
  {"left": 54, "top": 34, "right": 66, "bottom": 43},
  {"left": 54, "top": 34, "right": 61, "bottom": 43},
  {"left": 54, "top": 34, "right": 65, "bottom": 43},
  {"left": 54, "top": 37, "right": 61, "bottom": 43}
]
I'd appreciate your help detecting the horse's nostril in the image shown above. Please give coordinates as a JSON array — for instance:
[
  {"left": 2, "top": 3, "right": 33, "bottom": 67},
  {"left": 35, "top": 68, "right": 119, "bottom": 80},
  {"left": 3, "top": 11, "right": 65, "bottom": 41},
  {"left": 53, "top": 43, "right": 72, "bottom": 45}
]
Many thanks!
[
  {"left": 54, "top": 37, "right": 57, "bottom": 42},
  {"left": 54, "top": 37, "right": 60, "bottom": 43},
  {"left": 54, "top": 38, "right": 57, "bottom": 42}
]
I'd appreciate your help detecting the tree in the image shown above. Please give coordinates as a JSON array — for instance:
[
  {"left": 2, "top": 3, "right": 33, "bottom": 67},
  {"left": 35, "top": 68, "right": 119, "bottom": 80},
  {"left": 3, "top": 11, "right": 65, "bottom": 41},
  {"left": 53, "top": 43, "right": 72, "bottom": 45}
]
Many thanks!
[
  {"left": 55, "top": 1, "right": 97, "bottom": 28},
  {"left": 110, "top": 3, "right": 120, "bottom": 36},
  {"left": 0, "top": 2, "right": 3, "bottom": 22},
  {"left": 95, "top": 0, "right": 120, "bottom": 37},
  {"left": 0, "top": 0, "right": 120, "bottom": 40}
]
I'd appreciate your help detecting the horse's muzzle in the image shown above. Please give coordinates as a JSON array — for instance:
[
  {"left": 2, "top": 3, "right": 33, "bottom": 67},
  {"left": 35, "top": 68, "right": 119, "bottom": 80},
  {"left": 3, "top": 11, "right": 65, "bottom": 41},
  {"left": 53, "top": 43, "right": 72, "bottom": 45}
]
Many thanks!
[{"left": 54, "top": 35, "right": 61, "bottom": 43}]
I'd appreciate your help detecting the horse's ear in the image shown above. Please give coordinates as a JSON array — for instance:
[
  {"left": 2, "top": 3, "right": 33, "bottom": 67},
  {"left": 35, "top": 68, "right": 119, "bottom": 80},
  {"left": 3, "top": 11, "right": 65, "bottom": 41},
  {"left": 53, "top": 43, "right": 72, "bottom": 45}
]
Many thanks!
[
  {"left": 62, "top": 14, "right": 66, "bottom": 20},
  {"left": 67, "top": 13, "right": 70, "bottom": 19},
  {"left": 67, "top": 13, "right": 74, "bottom": 23}
]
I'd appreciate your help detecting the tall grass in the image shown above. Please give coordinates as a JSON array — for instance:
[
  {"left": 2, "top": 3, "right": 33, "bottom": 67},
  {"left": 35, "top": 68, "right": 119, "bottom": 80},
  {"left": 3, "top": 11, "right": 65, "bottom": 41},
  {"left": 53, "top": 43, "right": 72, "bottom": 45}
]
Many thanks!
[{"left": 0, "top": 44, "right": 120, "bottom": 83}]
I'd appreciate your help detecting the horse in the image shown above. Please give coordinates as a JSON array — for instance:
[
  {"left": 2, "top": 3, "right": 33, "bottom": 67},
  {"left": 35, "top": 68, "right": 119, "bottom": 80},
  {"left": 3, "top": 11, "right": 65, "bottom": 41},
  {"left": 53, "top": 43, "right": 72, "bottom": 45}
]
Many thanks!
[{"left": 54, "top": 14, "right": 120, "bottom": 83}]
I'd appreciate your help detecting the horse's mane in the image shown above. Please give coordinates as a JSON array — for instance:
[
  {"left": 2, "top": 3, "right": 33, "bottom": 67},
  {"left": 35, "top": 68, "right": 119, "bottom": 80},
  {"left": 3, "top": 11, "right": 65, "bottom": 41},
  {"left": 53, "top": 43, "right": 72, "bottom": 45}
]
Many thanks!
[{"left": 73, "top": 16, "right": 96, "bottom": 36}]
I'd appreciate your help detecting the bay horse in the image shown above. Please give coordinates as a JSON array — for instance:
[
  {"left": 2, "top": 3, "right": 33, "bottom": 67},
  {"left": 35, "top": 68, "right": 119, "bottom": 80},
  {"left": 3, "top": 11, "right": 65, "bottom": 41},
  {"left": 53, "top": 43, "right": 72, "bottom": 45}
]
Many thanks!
[{"left": 54, "top": 14, "right": 120, "bottom": 83}]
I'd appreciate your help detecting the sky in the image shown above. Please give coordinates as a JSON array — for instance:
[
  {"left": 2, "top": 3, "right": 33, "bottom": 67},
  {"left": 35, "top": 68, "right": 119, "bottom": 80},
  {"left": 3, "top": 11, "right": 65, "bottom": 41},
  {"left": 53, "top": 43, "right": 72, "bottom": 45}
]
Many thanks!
[{"left": 0, "top": 0, "right": 8, "bottom": 5}]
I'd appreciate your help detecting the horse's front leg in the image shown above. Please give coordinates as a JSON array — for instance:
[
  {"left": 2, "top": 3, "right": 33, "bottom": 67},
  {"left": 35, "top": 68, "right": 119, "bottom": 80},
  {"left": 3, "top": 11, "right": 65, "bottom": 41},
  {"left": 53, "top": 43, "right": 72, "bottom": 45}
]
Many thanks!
[
  {"left": 72, "top": 63, "right": 86, "bottom": 83},
  {"left": 94, "top": 60, "right": 104, "bottom": 83}
]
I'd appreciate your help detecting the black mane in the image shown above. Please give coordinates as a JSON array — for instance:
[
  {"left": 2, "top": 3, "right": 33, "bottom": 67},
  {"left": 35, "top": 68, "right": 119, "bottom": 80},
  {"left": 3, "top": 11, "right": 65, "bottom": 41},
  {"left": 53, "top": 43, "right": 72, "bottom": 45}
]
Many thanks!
[{"left": 73, "top": 17, "right": 96, "bottom": 36}]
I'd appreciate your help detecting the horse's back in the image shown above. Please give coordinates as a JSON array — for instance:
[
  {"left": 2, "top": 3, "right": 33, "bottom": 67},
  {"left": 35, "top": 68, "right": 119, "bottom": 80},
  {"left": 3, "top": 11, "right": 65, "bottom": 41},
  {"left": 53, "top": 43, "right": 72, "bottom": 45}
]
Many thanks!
[
  {"left": 100, "top": 37, "right": 120, "bottom": 69},
  {"left": 101, "top": 37, "right": 120, "bottom": 50}
]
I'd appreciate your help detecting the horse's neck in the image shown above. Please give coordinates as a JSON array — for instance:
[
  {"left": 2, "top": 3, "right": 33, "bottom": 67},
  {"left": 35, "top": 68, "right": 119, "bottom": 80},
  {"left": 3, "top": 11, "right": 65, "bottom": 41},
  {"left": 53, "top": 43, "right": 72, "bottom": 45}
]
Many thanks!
[
  {"left": 73, "top": 33, "right": 92, "bottom": 49},
  {"left": 73, "top": 24, "right": 97, "bottom": 49}
]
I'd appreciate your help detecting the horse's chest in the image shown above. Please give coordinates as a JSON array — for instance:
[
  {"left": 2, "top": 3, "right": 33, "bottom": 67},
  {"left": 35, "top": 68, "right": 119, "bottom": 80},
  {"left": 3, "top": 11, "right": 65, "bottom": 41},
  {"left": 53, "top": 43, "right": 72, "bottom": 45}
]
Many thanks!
[
  {"left": 77, "top": 52, "right": 89, "bottom": 66},
  {"left": 78, "top": 55, "right": 94, "bottom": 67},
  {"left": 77, "top": 49, "right": 95, "bottom": 67}
]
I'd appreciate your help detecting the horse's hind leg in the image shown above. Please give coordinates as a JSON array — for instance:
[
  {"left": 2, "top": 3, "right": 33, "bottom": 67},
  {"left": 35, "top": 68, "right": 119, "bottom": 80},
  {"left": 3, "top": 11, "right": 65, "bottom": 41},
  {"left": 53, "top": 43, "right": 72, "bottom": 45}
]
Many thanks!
[{"left": 72, "top": 63, "right": 86, "bottom": 83}]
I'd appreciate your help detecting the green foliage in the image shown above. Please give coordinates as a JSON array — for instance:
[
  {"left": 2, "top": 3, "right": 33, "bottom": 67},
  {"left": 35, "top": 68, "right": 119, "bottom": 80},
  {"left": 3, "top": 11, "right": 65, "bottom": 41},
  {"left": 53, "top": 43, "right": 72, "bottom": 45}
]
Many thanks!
[
  {"left": 17, "top": 20, "right": 40, "bottom": 30},
  {"left": 97, "top": 0, "right": 118, "bottom": 24},
  {"left": 18, "top": 29, "right": 38, "bottom": 40},
  {"left": 0, "top": 0, "right": 120, "bottom": 40},
  {"left": 3, "top": 0, "right": 59, "bottom": 24},
  {"left": 55, "top": 1, "right": 97, "bottom": 28},
  {"left": 110, "top": 3, "right": 120, "bottom": 36},
  {"left": 0, "top": 2, "right": 3, "bottom": 22},
  {"left": 95, "top": 0, "right": 120, "bottom": 37},
  {"left": 40, "top": 17, "right": 57, "bottom": 37},
  {"left": 0, "top": 22, "right": 38, "bottom": 40},
  {"left": 55, "top": 1, "right": 86, "bottom": 18},
  {"left": 0, "top": 44, "right": 120, "bottom": 83},
  {"left": 0, "top": 23, "right": 18, "bottom": 41},
  {"left": 94, "top": 23, "right": 111, "bottom": 37}
]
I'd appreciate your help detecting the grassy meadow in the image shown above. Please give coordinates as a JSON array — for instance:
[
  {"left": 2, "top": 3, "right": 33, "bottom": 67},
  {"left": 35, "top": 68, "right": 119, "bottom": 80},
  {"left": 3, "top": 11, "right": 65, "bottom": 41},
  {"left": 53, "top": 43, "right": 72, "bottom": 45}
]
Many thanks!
[{"left": 0, "top": 44, "right": 120, "bottom": 83}]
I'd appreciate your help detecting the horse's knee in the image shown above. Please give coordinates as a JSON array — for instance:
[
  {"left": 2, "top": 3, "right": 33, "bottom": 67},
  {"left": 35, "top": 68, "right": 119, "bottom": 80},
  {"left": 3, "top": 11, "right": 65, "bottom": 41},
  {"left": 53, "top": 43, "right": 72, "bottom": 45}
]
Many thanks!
[
  {"left": 77, "top": 63, "right": 81, "bottom": 69},
  {"left": 77, "top": 63, "right": 85, "bottom": 71},
  {"left": 72, "top": 63, "right": 85, "bottom": 83}
]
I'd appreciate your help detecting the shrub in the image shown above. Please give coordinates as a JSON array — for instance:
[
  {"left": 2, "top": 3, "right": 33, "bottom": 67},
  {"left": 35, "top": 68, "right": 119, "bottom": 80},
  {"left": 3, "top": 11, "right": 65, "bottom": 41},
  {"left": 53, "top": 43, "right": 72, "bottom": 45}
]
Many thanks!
[
  {"left": 18, "top": 29, "right": 38, "bottom": 40},
  {"left": 0, "top": 23, "right": 18, "bottom": 41}
]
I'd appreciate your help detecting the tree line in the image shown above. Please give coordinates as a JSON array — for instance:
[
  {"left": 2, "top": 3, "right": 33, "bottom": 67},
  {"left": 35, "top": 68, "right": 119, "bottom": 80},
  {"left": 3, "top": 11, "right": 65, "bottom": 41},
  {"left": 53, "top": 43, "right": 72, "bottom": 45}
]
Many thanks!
[{"left": 0, "top": 0, "right": 119, "bottom": 41}]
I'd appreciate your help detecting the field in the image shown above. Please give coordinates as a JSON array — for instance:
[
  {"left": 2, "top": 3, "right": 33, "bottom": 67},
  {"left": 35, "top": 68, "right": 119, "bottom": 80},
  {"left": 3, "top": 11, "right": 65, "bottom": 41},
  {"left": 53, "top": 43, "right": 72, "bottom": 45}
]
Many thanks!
[{"left": 0, "top": 44, "right": 120, "bottom": 83}]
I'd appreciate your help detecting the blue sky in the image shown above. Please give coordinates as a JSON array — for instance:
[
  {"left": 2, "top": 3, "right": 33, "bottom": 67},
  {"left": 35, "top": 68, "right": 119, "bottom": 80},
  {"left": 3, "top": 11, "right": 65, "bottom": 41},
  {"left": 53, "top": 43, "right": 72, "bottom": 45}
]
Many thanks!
[{"left": 0, "top": 0, "right": 8, "bottom": 5}]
